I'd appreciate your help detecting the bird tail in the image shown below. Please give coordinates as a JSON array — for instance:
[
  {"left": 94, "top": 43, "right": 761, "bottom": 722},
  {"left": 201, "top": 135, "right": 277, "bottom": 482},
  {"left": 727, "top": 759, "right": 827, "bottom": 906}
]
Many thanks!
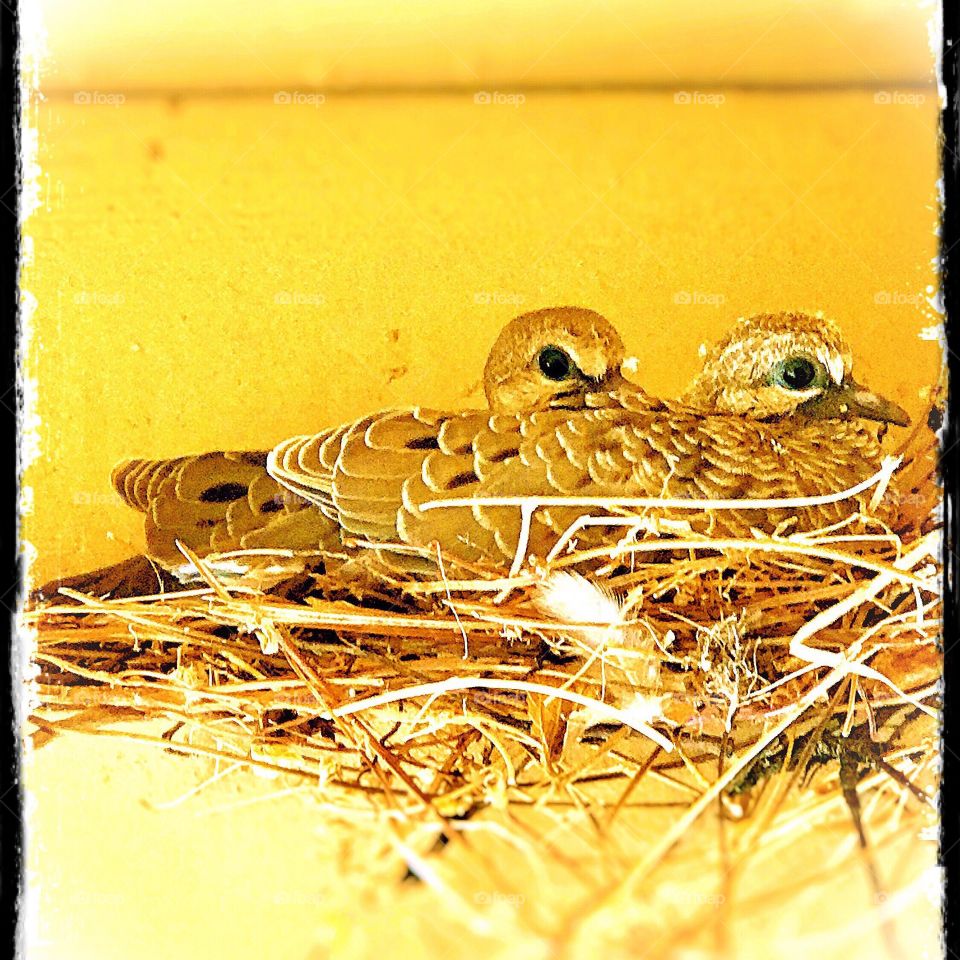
[{"left": 111, "top": 451, "right": 272, "bottom": 513}]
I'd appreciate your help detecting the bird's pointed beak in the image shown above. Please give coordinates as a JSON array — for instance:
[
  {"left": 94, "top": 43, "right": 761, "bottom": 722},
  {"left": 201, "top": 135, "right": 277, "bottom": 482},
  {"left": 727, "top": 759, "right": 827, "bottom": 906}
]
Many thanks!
[{"left": 800, "top": 380, "right": 911, "bottom": 426}]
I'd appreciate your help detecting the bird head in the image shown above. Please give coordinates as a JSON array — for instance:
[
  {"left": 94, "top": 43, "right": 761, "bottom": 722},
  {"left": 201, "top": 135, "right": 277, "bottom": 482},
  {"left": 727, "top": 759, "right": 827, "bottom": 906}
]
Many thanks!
[
  {"left": 682, "top": 312, "right": 910, "bottom": 426},
  {"left": 483, "top": 306, "right": 629, "bottom": 412}
]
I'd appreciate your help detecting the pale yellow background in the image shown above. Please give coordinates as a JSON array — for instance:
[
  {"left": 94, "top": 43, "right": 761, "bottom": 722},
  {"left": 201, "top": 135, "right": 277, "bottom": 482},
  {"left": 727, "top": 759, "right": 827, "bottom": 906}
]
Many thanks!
[
  {"left": 22, "top": 1, "right": 942, "bottom": 958},
  {"left": 38, "top": 0, "right": 935, "bottom": 90}
]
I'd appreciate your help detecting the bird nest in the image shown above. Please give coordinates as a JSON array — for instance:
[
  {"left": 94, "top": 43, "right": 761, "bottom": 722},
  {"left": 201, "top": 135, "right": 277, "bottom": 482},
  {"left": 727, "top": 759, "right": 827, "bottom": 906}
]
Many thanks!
[{"left": 23, "top": 420, "right": 942, "bottom": 957}]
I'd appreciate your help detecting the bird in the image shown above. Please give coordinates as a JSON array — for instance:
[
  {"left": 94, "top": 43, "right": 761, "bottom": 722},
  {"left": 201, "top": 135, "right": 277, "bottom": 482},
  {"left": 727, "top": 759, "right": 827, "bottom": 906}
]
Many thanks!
[
  {"left": 40, "top": 307, "right": 631, "bottom": 594},
  {"left": 264, "top": 310, "right": 911, "bottom": 572},
  {"left": 37, "top": 308, "right": 913, "bottom": 598}
]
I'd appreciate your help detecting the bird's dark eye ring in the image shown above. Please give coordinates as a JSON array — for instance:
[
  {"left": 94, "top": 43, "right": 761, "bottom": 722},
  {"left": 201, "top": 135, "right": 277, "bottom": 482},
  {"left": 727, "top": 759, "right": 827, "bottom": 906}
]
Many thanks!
[
  {"left": 773, "top": 357, "right": 818, "bottom": 391},
  {"left": 537, "top": 345, "right": 573, "bottom": 381}
]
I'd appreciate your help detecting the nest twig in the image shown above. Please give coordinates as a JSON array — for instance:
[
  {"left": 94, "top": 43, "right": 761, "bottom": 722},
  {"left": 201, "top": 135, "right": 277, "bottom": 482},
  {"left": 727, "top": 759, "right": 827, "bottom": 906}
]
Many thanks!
[{"left": 22, "top": 423, "right": 943, "bottom": 955}]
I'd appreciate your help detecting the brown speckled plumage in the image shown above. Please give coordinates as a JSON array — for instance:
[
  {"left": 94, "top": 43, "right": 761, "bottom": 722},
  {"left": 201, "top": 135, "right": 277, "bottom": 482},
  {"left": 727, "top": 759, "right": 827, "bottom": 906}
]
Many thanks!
[
  {"left": 108, "top": 307, "right": 629, "bottom": 570},
  {"left": 266, "top": 385, "right": 890, "bottom": 569},
  {"left": 110, "top": 450, "right": 324, "bottom": 569},
  {"left": 106, "top": 308, "right": 910, "bottom": 576}
]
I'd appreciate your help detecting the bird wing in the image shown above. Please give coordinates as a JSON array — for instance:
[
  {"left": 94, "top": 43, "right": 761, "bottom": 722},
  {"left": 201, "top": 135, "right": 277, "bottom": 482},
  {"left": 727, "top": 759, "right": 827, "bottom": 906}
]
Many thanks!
[
  {"left": 594, "top": 412, "right": 879, "bottom": 532},
  {"left": 403, "top": 408, "right": 883, "bottom": 555},
  {"left": 267, "top": 409, "right": 499, "bottom": 557},
  {"left": 265, "top": 405, "right": 886, "bottom": 569},
  {"left": 111, "top": 450, "right": 329, "bottom": 568}
]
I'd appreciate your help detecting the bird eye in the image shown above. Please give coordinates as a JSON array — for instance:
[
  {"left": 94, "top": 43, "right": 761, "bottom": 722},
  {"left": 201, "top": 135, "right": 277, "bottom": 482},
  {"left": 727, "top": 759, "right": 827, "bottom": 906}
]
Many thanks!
[
  {"left": 772, "top": 356, "right": 819, "bottom": 391},
  {"left": 537, "top": 345, "right": 573, "bottom": 381}
]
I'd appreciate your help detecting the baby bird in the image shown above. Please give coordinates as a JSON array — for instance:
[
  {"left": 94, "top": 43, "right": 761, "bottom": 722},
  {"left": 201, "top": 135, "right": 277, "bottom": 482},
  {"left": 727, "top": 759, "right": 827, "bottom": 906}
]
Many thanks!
[
  {"left": 99, "top": 307, "right": 631, "bottom": 575},
  {"left": 266, "top": 311, "right": 909, "bottom": 571},
  {"left": 683, "top": 311, "right": 910, "bottom": 425}
]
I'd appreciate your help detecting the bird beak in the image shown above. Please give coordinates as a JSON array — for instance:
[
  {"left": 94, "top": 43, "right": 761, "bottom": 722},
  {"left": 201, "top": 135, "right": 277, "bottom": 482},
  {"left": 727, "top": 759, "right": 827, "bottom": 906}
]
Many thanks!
[{"left": 799, "top": 380, "right": 911, "bottom": 426}]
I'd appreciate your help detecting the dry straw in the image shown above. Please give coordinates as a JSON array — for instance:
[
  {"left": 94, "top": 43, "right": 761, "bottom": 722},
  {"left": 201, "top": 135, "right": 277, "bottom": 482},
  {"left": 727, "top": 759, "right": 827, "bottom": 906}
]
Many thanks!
[{"left": 24, "top": 418, "right": 942, "bottom": 956}]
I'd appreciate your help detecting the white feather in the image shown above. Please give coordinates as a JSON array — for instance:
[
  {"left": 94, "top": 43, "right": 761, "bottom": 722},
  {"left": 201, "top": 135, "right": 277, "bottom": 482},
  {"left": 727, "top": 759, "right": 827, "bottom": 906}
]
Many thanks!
[{"left": 537, "top": 571, "right": 621, "bottom": 627}]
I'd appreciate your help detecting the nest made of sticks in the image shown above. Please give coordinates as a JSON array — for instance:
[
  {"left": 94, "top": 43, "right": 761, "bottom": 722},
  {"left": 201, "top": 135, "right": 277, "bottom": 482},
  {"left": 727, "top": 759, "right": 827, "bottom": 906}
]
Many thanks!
[{"left": 22, "top": 422, "right": 943, "bottom": 955}]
